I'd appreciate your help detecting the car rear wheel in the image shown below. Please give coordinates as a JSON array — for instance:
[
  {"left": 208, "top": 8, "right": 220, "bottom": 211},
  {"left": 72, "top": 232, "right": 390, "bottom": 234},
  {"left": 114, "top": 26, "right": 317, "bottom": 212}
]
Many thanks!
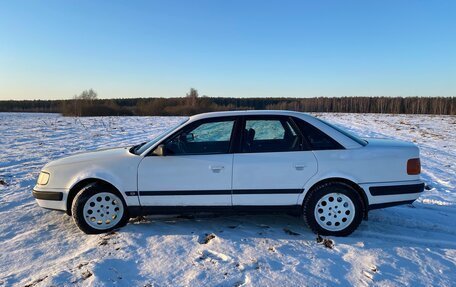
[
  {"left": 303, "top": 182, "right": 364, "bottom": 236},
  {"left": 72, "top": 183, "right": 129, "bottom": 234}
]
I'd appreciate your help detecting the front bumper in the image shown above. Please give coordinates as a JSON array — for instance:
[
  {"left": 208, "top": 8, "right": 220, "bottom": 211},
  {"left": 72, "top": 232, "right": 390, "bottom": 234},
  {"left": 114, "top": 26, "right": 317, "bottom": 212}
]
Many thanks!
[
  {"left": 32, "top": 186, "right": 68, "bottom": 211},
  {"left": 32, "top": 189, "right": 63, "bottom": 201}
]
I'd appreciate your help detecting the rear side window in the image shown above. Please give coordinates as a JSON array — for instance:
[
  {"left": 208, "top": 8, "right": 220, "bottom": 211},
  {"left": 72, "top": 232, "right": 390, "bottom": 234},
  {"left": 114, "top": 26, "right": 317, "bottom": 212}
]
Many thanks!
[
  {"left": 315, "top": 118, "right": 367, "bottom": 146},
  {"left": 294, "top": 118, "right": 344, "bottom": 150},
  {"left": 245, "top": 120, "right": 285, "bottom": 140},
  {"left": 242, "top": 118, "right": 303, "bottom": 153}
]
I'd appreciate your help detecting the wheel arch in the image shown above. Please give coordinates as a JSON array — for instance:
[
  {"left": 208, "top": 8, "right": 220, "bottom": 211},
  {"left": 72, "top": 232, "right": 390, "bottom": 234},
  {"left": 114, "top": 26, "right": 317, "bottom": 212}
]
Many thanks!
[
  {"left": 66, "top": 178, "right": 123, "bottom": 215},
  {"left": 303, "top": 177, "right": 369, "bottom": 218}
]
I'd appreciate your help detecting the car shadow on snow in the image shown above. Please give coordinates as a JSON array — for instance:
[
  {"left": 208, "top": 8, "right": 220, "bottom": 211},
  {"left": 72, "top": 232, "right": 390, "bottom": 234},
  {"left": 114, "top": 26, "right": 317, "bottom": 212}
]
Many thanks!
[{"left": 123, "top": 213, "right": 319, "bottom": 241}]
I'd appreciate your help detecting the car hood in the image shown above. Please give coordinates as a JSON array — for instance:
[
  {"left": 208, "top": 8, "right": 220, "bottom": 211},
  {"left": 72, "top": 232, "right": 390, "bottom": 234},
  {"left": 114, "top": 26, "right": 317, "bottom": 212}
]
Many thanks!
[
  {"left": 364, "top": 138, "right": 417, "bottom": 148},
  {"left": 44, "top": 147, "right": 131, "bottom": 168}
]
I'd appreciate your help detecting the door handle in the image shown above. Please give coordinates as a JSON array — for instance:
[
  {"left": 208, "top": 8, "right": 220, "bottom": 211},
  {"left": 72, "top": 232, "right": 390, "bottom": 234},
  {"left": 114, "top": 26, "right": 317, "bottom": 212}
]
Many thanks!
[
  {"left": 210, "top": 165, "right": 224, "bottom": 173},
  {"left": 294, "top": 164, "right": 306, "bottom": 171}
]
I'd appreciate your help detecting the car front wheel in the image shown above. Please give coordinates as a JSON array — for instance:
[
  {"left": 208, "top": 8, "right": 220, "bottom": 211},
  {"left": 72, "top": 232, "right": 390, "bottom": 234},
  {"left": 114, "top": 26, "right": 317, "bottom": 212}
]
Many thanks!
[
  {"left": 303, "top": 182, "right": 364, "bottom": 236},
  {"left": 71, "top": 183, "right": 129, "bottom": 234}
]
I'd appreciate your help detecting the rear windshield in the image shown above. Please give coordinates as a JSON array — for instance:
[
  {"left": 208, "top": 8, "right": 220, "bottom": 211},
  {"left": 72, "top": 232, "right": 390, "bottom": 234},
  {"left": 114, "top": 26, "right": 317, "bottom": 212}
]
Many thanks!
[{"left": 315, "top": 118, "right": 368, "bottom": 146}]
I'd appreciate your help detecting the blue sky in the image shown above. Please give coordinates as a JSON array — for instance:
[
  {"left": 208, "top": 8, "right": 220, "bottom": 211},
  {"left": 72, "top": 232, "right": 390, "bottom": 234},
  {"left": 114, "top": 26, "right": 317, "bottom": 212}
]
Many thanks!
[{"left": 0, "top": 0, "right": 455, "bottom": 100}]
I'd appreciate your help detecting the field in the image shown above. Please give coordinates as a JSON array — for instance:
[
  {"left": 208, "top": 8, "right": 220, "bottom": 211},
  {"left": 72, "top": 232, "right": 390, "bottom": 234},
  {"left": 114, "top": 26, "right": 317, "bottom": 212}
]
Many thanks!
[{"left": 0, "top": 112, "right": 455, "bottom": 287}]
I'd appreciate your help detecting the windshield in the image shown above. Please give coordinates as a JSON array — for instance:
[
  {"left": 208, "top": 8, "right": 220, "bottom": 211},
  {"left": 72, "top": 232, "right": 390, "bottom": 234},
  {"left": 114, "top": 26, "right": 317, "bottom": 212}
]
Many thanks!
[
  {"left": 315, "top": 118, "right": 368, "bottom": 146},
  {"left": 131, "top": 118, "right": 189, "bottom": 155}
]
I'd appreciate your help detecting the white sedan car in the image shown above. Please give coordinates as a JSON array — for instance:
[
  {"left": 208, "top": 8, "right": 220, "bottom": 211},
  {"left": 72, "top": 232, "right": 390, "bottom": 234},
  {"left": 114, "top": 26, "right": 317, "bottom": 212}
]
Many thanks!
[{"left": 33, "top": 110, "right": 424, "bottom": 236}]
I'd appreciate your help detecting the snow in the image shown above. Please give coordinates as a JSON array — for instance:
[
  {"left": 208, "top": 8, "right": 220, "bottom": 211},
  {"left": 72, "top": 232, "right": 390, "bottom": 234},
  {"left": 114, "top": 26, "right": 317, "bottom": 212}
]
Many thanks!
[{"left": 0, "top": 112, "right": 455, "bottom": 287}]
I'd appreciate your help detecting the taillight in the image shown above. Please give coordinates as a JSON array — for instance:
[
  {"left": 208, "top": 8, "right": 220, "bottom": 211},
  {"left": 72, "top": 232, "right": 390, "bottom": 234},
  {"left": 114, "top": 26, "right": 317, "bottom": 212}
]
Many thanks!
[{"left": 407, "top": 158, "right": 421, "bottom": 175}]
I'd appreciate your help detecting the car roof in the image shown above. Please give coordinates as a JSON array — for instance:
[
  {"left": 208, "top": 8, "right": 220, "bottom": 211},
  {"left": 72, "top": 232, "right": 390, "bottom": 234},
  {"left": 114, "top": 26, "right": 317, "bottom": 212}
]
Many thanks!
[
  {"left": 189, "top": 110, "right": 313, "bottom": 121},
  {"left": 139, "top": 110, "right": 363, "bottom": 155}
]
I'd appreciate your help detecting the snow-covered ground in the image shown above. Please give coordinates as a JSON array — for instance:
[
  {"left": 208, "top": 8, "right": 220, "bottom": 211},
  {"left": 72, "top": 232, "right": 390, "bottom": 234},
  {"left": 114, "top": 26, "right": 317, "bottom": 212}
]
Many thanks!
[{"left": 0, "top": 112, "right": 455, "bottom": 287}]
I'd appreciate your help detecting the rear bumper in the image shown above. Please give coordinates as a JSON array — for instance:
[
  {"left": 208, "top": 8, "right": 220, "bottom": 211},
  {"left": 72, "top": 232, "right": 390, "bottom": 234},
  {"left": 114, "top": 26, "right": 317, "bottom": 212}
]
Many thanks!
[
  {"left": 369, "top": 183, "right": 424, "bottom": 196},
  {"left": 360, "top": 180, "right": 424, "bottom": 210}
]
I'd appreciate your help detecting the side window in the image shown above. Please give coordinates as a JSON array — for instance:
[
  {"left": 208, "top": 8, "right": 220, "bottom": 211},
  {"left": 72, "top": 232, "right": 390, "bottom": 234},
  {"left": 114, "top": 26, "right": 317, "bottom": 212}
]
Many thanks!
[
  {"left": 165, "top": 120, "right": 235, "bottom": 155},
  {"left": 295, "top": 118, "right": 344, "bottom": 150},
  {"left": 245, "top": 120, "right": 285, "bottom": 140},
  {"left": 242, "top": 118, "right": 302, "bottom": 153},
  {"left": 189, "top": 121, "right": 233, "bottom": 142}
]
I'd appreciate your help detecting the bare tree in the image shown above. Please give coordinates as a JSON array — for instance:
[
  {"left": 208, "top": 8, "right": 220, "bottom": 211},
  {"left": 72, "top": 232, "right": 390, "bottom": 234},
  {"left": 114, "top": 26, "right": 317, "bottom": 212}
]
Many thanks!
[
  {"left": 67, "top": 89, "right": 98, "bottom": 116},
  {"left": 186, "top": 88, "right": 198, "bottom": 107},
  {"left": 75, "top": 89, "right": 98, "bottom": 100}
]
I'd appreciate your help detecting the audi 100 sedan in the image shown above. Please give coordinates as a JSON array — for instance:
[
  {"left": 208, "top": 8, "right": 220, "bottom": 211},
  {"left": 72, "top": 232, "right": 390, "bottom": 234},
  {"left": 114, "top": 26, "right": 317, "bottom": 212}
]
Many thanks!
[{"left": 33, "top": 110, "right": 424, "bottom": 236}]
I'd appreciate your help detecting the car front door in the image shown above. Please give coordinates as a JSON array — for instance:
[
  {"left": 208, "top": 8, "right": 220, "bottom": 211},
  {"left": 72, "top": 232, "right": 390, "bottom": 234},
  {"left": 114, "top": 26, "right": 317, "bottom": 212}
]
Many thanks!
[
  {"left": 232, "top": 116, "right": 318, "bottom": 207},
  {"left": 137, "top": 117, "right": 238, "bottom": 207}
]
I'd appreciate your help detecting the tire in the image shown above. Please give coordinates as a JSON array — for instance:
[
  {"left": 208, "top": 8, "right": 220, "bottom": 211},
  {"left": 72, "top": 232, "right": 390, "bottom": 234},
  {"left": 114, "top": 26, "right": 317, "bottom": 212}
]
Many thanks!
[
  {"left": 303, "top": 182, "right": 364, "bottom": 236},
  {"left": 71, "top": 183, "right": 129, "bottom": 234}
]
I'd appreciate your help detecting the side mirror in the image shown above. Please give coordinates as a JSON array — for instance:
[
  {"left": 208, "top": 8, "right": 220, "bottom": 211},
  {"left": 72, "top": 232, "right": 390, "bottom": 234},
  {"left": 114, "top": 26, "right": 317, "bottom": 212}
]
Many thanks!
[
  {"left": 185, "top": 133, "right": 195, "bottom": 141},
  {"left": 180, "top": 133, "right": 194, "bottom": 142},
  {"left": 152, "top": 144, "right": 167, "bottom": 156}
]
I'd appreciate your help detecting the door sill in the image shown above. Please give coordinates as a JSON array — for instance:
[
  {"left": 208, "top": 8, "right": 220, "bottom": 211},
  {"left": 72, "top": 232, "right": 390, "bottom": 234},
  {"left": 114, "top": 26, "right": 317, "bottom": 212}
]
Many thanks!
[{"left": 128, "top": 205, "right": 302, "bottom": 217}]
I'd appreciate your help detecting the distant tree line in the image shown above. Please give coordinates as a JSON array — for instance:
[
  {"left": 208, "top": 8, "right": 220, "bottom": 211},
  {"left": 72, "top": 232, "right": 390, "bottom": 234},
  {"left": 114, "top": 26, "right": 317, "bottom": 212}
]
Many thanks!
[{"left": 0, "top": 88, "right": 454, "bottom": 116}]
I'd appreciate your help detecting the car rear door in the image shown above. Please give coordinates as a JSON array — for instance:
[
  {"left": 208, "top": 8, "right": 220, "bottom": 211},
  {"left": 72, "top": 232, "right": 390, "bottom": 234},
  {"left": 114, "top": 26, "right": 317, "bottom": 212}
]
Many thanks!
[
  {"left": 137, "top": 117, "right": 238, "bottom": 207},
  {"left": 232, "top": 115, "right": 318, "bottom": 207}
]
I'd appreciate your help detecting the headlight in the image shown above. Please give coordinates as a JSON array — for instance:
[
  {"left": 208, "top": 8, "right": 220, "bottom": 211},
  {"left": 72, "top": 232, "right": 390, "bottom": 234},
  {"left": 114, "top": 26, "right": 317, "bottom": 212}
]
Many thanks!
[{"left": 37, "top": 172, "right": 50, "bottom": 185}]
